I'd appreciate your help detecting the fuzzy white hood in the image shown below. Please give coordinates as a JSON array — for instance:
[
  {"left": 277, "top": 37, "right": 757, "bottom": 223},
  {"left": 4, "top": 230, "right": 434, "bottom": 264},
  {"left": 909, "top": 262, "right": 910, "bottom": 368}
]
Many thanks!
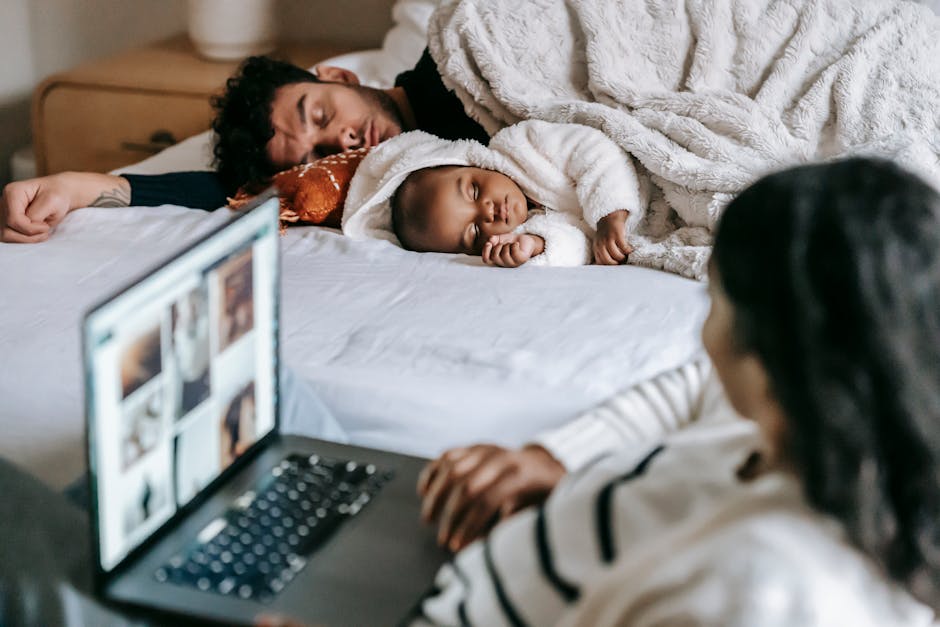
[{"left": 342, "top": 130, "right": 514, "bottom": 246}]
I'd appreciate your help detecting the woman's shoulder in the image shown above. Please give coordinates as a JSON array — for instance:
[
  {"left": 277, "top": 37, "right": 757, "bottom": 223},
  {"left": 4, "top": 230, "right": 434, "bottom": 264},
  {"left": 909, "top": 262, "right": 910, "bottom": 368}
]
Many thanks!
[
  {"left": 559, "top": 475, "right": 935, "bottom": 627},
  {"left": 690, "top": 504, "right": 933, "bottom": 627},
  {"left": 659, "top": 497, "right": 934, "bottom": 627}
]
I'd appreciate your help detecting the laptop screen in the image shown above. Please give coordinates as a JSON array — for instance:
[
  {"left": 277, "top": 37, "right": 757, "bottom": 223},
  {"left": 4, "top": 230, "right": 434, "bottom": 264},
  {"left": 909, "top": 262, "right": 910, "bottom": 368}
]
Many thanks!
[{"left": 83, "top": 200, "right": 279, "bottom": 573}]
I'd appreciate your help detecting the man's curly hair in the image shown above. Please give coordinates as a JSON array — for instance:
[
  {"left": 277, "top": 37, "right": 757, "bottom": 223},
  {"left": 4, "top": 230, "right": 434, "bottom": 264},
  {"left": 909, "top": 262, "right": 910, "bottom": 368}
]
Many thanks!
[{"left": 211, "top": 56, "right": 320, "bottom": 193}]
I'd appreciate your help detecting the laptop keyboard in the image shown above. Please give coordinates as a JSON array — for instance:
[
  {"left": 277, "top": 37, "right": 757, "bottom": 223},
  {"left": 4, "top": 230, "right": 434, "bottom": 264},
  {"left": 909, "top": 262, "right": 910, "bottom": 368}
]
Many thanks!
[{"left": 154, "top": 453, "right": 391, "bottom": 603}]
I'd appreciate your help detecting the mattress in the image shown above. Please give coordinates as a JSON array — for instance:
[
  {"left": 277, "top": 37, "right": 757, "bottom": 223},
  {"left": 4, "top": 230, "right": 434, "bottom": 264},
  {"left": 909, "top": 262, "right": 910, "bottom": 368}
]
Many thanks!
[{"left": 0, "top": 48, "right": 707, "bottom": 489}]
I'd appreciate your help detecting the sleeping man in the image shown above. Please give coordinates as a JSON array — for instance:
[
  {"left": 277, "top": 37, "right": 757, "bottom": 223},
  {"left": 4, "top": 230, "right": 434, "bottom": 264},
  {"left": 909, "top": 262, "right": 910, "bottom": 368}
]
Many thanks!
[
  {"left": 342, "top": 118, "right": 711, "bottom": 278},
  {"left": 4, "top": 0, "right": 940, "bottom": 264}
]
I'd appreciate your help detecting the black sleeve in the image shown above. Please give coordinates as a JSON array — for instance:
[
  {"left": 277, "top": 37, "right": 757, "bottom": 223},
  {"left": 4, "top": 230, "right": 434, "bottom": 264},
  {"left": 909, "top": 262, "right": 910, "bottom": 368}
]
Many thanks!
[
  {"left": 394, "top": 48, "right": 490, "bottom": 144},
  {"left": 120, "top": 171, "right": 229, "bottom": 211}
]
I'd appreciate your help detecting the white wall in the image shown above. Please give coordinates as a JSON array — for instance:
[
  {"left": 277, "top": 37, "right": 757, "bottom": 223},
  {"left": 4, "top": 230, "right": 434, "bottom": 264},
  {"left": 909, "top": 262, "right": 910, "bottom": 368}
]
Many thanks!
[
  {"left": 0, "top": 0, "right": 40, "bottom": 188},
  {"left": 0, "top": 0, "right": 187, "bottom": 186}
]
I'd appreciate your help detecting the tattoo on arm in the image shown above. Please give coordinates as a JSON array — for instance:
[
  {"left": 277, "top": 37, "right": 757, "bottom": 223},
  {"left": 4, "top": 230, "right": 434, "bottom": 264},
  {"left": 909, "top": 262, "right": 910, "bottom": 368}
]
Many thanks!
[{"left": 90, "top": 186, "right": 130, "bottom": 208}]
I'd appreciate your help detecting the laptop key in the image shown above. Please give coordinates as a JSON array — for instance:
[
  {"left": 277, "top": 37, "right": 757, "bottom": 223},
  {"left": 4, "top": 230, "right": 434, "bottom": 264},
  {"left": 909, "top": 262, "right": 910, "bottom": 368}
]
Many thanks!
[
  {"left": 218, "top": 577, "right": 236, "bottom": 595},
  {"left": 156, "top": 453, "right": 385, "bottom": 600}
]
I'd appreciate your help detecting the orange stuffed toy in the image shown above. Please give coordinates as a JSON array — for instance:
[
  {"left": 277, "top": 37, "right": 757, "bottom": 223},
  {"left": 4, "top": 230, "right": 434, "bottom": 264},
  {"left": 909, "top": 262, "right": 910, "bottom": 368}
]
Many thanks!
[{"left": 228, "top": 146, "right": 371, "bottom": 230}]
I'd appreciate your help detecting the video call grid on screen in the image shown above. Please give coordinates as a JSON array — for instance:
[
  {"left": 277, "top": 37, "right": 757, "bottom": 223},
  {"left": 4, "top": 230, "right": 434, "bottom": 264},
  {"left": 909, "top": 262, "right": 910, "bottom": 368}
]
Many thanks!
[{"left": 85, "top": 208, "right": 278, "bottom": 572}]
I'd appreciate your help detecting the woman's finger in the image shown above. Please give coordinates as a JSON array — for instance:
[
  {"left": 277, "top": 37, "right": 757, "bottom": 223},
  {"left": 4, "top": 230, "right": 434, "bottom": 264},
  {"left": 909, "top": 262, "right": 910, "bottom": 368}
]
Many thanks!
[
  {"left": 422, "top": 446, "right": 493, "bottom": 523},
  {"left": 439, "top": 454, "right": 513, "bottom": 549},
  {"left": 421, "top": 447, "right": 470, "bottom": 521},
  {"left": 417, "top": 457, "right": 443, "bottom": 496},
  {"left": 254, "top": 614, "right": 310, "bottom": 627},
  {"left": 449, "top": 467, "right": 521, "bottom": 551}
]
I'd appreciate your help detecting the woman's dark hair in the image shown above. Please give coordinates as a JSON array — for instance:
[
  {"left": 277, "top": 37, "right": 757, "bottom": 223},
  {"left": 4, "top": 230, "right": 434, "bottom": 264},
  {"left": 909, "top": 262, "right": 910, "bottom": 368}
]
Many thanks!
[
  {"left": 211, "top": 56, "right": 320, "bottom": 193},
  {"left": 713, "top": 157, "right": 940, "bottom": 608}
]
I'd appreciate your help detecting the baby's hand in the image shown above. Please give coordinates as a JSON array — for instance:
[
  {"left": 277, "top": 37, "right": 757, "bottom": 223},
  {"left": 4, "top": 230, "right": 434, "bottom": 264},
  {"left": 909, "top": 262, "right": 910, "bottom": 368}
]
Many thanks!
[
  {"left": 482, "top": 233, "right": 545, "bottom": 267},
  {"left": 593, "top": 210, "right": 633, "bottom": 265}
]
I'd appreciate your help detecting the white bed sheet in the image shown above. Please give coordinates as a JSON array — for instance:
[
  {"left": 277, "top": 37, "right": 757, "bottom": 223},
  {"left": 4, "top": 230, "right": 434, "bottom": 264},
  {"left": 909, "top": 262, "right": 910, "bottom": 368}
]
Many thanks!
[
  {"left": 0, "top": 48, "right": 707, "bottom": 489},
  {"left": 0, "top": 207, "right": 706, "bottom": 488}
]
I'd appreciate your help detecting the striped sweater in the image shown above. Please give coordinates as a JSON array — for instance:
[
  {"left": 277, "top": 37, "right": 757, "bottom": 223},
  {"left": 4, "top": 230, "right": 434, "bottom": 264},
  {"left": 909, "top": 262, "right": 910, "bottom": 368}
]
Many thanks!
[{"left": 414, "top": 366, "right": 935, "bottom": 626}]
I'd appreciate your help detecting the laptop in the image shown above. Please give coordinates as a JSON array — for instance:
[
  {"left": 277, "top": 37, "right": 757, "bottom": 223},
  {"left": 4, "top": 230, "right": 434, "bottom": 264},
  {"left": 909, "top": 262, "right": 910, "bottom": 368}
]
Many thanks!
[{"left": 82, "top": 195, "right": 447, "bottom": 625}]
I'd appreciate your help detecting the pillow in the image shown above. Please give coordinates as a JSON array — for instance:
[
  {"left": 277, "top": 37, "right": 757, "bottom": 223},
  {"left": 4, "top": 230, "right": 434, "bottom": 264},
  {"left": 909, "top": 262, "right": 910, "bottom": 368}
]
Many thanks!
[
  {"left": 228, "top": 147, "right": 371, "bottom": 230},
  {"left": 380, "top": 1, "right": 441, "bottom": 73}
]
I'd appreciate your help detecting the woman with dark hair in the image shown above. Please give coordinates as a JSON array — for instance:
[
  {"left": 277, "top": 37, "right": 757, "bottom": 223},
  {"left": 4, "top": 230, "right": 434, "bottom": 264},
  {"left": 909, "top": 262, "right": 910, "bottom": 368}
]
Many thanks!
[{"left": 412, "top": 158, "right": 940, "bottom": 625}]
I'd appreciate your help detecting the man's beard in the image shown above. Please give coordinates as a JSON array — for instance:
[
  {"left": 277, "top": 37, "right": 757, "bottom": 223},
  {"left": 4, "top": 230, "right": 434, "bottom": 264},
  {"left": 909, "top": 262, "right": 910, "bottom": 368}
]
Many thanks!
[{"left": 350, "top": 83, "right": 404, "bottom": 129}]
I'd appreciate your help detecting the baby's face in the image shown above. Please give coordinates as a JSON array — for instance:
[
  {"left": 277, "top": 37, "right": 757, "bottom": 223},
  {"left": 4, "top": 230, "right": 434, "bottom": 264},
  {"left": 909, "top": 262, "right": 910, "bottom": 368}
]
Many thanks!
[{"left": 404, "top": 166, "right": 529, "bottom": 254}]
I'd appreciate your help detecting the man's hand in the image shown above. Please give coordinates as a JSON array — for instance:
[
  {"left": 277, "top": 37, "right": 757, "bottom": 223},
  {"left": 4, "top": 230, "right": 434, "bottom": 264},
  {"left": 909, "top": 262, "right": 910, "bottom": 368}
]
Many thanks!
[
  {"left": 482, "top": 232, "right": 545, "bottom": 267},
  {"left": 1, "top": 172, "right": 130, "bottom": 243},
  {"left": 593, "top": 209, "right": 633, "bottom": 265},
  {"left": 417, "top": 444, "right": 566, "bottom": 552}
]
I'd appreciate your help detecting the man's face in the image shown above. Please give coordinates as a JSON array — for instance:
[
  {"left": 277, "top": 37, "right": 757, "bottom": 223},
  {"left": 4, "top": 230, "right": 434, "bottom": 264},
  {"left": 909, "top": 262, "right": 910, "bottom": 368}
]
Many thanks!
[{"left": 267, "top": 80, "right": 403, "bottom": 169}]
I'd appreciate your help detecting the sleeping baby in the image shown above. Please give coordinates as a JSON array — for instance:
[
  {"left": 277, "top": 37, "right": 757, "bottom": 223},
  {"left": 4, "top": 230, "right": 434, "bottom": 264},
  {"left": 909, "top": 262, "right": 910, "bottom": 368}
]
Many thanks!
[
  {"left": 342, "top": 119, "right": 653, "bottom": 268},
  {"left": 392, "top": 164, "right": 628, "bottom": 267}
]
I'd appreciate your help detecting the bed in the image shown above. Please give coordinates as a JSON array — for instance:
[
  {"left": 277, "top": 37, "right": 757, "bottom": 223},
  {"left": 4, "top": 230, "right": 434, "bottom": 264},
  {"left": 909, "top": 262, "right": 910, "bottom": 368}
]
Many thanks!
[{"left": 0, "top": 2, "right": 707, "bottom": 489}]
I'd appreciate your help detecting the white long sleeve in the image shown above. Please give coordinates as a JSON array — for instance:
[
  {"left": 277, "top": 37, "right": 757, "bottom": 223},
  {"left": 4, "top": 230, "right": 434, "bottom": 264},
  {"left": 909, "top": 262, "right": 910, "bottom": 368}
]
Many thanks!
[
  {"left": 517, "top": 210, "right": 592, "bottom": 267},
  {"left": 534, "top": 360, "right": 729, "bottom": 471},
  {"left": 488, "top": 120, "right": 649, "bottom": 232}
]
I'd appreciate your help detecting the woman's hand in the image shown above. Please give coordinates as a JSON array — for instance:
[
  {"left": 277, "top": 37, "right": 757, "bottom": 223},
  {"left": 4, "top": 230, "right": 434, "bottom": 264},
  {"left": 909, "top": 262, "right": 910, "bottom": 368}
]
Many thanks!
[
  {"left": 482, "top": 233, "right": 545, "bottom": 267},
  {"left": 417, "top": 444, "right": 566, "bottom": 552},
  {"left": 593, "top": 209, "right": 633, "bottom": 265}
]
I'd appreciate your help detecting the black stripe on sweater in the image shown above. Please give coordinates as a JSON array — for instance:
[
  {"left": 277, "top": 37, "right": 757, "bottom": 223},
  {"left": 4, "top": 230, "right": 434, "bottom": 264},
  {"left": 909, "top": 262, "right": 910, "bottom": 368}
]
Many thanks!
[
  {"left": 596, "top": 444, "right": 666, "bottom": 563},
  {"left": 535, "top": 505, "right": 580, "bottom": 602},
  {"left": 483, "top": 537, "right": 527, "bottom": 627},
  {"left": 452, "top": 560, "right": 473, "bottom": 627}
]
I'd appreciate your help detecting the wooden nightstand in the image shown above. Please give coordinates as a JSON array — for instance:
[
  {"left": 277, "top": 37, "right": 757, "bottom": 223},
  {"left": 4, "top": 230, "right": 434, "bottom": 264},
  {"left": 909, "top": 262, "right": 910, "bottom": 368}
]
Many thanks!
[{"left": 32, "top": 36, "right": 356, "bottom": 175}]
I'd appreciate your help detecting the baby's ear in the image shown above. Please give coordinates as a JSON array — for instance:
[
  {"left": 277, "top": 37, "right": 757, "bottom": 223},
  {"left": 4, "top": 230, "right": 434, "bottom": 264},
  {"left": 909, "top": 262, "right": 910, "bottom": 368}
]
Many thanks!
[{"left": 313, "top": 65, "right": 360, "bottom": 85}]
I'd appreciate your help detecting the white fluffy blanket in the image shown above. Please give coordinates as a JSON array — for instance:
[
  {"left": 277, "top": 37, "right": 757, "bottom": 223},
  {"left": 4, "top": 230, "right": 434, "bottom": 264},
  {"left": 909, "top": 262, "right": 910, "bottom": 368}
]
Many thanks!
[{"left": 429, "top": 0, "right": 940, "bottom": 272}]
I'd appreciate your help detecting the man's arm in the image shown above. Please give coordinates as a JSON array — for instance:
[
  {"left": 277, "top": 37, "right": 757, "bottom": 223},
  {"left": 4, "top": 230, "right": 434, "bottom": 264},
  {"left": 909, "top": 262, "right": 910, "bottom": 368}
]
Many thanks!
[
  {"left": 1, "top": 171, "right": 228, "bottom": 243},
  {"left": 1, "top": 172, "right": 129, "bottom": 243}
]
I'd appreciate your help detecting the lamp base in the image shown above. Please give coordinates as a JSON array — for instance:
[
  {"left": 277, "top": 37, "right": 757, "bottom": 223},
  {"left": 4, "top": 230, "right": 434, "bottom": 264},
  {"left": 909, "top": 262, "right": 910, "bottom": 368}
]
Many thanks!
[{"left": 187, "top": 0, "right": 277, "bottom": 62}]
